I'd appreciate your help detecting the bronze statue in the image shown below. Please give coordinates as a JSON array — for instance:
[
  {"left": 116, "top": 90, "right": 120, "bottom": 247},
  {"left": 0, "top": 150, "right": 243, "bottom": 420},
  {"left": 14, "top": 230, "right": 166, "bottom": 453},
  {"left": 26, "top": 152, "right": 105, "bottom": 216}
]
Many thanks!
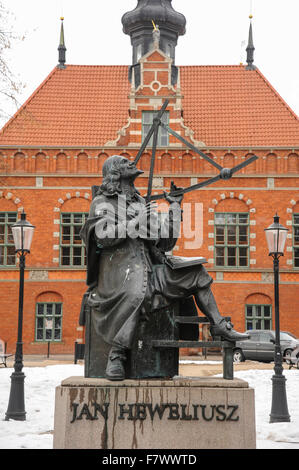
[{"left": 80, "top": 155, "right": 248, "bottom": 381}]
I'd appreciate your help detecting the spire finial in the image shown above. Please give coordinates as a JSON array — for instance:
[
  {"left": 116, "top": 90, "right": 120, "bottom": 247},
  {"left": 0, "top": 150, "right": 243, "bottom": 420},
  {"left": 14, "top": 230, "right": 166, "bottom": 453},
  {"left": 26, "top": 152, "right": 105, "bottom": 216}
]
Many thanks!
[
  {"left": 58, "top": 17, "right": 66, "bottom": 69},
  {"left": 246, "top": 14, "right": 256, "bottom": 70},
  {"left": 152, "top": 20, "right": 160, "bottom": 49}
]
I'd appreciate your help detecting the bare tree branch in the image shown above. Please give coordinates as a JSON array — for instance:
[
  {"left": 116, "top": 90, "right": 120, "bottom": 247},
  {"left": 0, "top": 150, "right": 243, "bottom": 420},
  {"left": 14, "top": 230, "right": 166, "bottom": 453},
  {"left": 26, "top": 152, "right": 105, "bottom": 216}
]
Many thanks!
[{"left": 0, "top": 1, "right": 26, "bottom": 121}]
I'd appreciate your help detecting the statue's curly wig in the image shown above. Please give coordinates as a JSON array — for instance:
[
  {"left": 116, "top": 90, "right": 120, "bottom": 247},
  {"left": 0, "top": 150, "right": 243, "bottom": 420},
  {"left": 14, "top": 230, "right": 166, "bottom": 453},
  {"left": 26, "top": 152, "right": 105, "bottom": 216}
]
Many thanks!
[{"left": 97, "top": 155, "right": 126, "bottom": 196}]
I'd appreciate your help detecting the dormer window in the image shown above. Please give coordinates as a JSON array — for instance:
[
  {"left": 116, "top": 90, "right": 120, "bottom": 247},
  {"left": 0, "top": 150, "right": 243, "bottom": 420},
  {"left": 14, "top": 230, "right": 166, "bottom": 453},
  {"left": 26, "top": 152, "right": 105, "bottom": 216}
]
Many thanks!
[{"left": 142, "top": 111, "right": 169, "bottom": 147}]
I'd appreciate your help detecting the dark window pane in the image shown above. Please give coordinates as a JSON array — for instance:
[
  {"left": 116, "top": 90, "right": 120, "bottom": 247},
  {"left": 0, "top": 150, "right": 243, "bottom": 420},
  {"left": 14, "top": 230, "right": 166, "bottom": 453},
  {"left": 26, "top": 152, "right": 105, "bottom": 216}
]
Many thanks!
[
  {"left": 239, "top": 214, "right": 248, "bottom": 224},
  {"left": 247, "top": 306, "right": 253, "bottom": 316},
  {"left": 227, "top": 247, "right": 236, "bottom": 266},
  {"left": 256, "top": 306, "right": 262, "bottom": 317},
  {"left": 215, "top": 247, "right": 224, "bottom": 266},
  {"left": 0, "top": 225, "right": 5, "bottom": 244},
  {"left": 61, "top": 247, "right": 70, "bottom": 265},
  {"left": 61, "top": 213, "right": 71, "bottom": 224},
  {"left": 264, "top": 306, "right": 271, "bottom": 316},
  {"left": 73, "top": 247, "right": 82, "bottom": 265},
  {"left": 8, "top": 213, "right": 17, "bottom": 223},
  {"left": 7, "top": 226, "right": 14, "bottom": 244},
  {"left": 256, "top": 319, "right": 262, "bottom": 329},
  {"left": 54, "top": 329, "right": 61, "bottom": 340},
  {"left": 74, "top": 226, "right": 82, "bottom": 244},
  {"left": 227, "top": 226, "right": 236, "bottom": 245},
  {"left": 264, "top": 319, "right": 271, "bottom": 329},
  {"left": 6, "top": 246, "right": 16, "bottom": 265},
  {"left": 55, "top": 304, "right": 62, "bottom": 315},
  {"left": 215, "top": 226, "right": 225, "bottom": 244},
  {"left": 239, "top": 226, "right": 248, "bottom": 244},
  {"left": 246, "top": 321, "right": 253, "bottom": 330},
  {"left": 293, "top": 215, "right": 299, "bottom": 225},
  {"left": 73, "top": 214, "right": 83, "bottom": 224},
  {"left": 37, "top": 317, "right": 43, "bottom": 328},
  {"left": 295, "top": 248, "right": 299, "bottom": 267},
  {"left": 36, "top": 329, "right": 43, "bottom": 340},
  {"left": 62, "top": 226, "right": 71, "bottom": 244},
  {"left": 0, "top": 213, "right": 5, "bottom": 222},
  {"left": 46, "top": 304, "right": 53, "bottom": 315},
  {"left": 46, "top": 330, "right": 52, "bottom": 340}
]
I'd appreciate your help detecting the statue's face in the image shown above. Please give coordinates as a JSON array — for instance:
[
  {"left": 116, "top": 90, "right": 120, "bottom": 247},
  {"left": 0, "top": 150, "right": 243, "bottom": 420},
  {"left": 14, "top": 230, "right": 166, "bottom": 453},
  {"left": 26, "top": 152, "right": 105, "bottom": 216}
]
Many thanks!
[{"left": 118, "top": 157, "right": 144, "bottom": 180}]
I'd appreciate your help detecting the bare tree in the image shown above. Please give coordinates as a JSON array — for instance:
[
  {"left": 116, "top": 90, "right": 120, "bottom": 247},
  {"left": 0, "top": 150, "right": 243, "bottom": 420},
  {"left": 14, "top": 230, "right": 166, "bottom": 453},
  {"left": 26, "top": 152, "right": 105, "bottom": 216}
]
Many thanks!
[{"left": 0, "top": 1, "right": 25, "bottom": 122}]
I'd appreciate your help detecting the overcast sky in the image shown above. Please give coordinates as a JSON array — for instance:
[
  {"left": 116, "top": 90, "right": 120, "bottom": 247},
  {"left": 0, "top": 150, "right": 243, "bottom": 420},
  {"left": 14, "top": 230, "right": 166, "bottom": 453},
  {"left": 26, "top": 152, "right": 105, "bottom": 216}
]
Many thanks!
[{"left": 1, "top": 0, "right": 299, "bottom": 127}]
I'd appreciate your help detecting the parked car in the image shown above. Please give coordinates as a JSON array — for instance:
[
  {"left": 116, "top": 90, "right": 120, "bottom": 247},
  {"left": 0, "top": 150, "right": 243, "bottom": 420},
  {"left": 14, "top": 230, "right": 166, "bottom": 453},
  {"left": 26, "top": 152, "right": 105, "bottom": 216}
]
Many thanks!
[{"left": 233, "top": 330, "right": 299, "bottom": 363}]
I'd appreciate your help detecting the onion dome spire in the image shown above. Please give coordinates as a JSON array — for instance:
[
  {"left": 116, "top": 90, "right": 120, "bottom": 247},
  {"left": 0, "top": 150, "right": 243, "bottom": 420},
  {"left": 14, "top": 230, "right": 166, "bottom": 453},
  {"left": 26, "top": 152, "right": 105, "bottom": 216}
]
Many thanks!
[
  {"left": 246, "top": 15, "right": 256, "bottom": 70},
  {"left": 122, "top": 0, "right": 186, "bottom": 65},
  {"left": 58, "top": 17, "right": 66, "bottom": 69}
]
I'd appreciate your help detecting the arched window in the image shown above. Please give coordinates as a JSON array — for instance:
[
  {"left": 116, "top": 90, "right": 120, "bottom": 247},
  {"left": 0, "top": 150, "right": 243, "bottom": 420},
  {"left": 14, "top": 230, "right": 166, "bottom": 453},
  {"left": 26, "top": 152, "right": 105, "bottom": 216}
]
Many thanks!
[
  {"left": 35, "top": 292, "right": 63, "bottom": 342},
  {"left": 160, "top": 153, "right": 172, "bottom": 173},
  {"left": 56, "top": 153, "right": 67, "bottom": 173},
  {"left": 182, "top": 153, "right": 193, "bottom": 173},
  {"left": 35, "top": 152, "right": 47, "bottom": 173},
  {"left": 266, "top": 153, "right": 277, "bottom": 173},
  {"left": 77, "top": 153, "right": 88, "bottom": 173},
  {"left": 14, "top": 152, "right": 25, "bottom": 172},
  {"left": 245, "top": 294, "right": 272, "bottom": 330}
]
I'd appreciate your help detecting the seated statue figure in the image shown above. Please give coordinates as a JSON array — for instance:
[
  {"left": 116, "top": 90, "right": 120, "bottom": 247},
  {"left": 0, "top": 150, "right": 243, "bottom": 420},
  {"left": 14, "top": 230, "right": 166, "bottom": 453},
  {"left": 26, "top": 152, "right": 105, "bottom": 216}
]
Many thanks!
[{"left": 80, "top": 155, "right": 248, "bottom": 381}]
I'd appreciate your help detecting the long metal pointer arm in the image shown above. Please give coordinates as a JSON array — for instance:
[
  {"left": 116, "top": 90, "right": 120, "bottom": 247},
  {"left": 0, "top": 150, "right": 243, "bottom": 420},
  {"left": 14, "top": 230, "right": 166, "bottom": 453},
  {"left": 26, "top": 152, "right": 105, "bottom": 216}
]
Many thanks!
[
  {"left": 134, "top": 99, "right": 169, "bottom": 165},
  {"left": 161, "top": 122, "right": 223, "bottom": 171},
  {"left": 149, "top": 154, "right": 258, "bottom": 201},
  {"left": 150, "top": 175, "right": 221, "bottom": 201},
  {"left": 146, "top": 122, "right": 159, "bottom": 203}
]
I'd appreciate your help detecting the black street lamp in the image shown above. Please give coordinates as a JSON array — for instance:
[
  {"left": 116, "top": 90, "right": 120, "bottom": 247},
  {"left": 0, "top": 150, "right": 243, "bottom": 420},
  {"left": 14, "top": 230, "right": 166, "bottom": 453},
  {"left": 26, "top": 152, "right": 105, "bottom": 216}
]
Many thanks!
[
  {"left": 5, "top": 211, "right": 35, "bottom": 421},
  {"left": 264, "top": 214, "right": 290, "bottom": 423}
]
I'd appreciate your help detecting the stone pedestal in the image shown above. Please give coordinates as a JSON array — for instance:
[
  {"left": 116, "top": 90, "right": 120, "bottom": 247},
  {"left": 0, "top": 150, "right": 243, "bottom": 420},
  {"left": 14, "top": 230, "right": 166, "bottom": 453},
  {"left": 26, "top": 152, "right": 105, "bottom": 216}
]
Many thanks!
[{"left": 53, "top": 376, "right": 256, "bottom": 449}]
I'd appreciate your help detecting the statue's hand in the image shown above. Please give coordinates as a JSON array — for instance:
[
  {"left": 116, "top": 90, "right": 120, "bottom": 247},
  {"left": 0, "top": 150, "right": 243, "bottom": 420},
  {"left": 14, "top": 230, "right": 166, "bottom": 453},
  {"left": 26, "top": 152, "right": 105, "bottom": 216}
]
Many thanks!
[
  {"left": 128, "top": 202, "right": 159, "bottom": 240},
  {"left": 164, "top": 182, "right": 184, "bottom": 205}
]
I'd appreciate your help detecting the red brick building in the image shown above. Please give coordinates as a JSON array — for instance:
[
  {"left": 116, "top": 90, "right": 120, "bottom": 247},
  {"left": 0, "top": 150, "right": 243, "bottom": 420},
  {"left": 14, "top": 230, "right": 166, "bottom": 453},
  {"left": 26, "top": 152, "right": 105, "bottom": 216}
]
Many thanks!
[{"left": 0, "top": 1, "right": 299, "bottom": 355}]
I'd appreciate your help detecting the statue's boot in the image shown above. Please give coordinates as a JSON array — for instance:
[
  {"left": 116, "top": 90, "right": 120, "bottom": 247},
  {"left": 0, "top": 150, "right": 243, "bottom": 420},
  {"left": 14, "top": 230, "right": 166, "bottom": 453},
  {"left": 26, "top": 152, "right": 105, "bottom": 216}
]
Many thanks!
[
  {"left": 105, "top": 346, "right": 127, "bottom": 381},
  {"left": 194, "top": 288, "right": 249, "bottom": 341}
]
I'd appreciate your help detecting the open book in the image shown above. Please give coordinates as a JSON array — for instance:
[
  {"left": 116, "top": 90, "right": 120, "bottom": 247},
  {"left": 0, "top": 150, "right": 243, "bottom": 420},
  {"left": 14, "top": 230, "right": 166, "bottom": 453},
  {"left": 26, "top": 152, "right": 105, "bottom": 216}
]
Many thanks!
[{"left": 166, "top": 255, "right": 207, "bottom": 270}]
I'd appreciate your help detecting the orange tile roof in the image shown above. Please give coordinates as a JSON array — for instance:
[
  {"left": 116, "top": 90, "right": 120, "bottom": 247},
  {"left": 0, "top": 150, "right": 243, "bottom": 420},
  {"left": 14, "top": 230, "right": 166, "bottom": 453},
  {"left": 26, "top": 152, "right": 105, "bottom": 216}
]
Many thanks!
[
  {"left": 0, "top": 65, "right": 131, "bottom": 147},
  {"left": 180, "top": 65, "right": 299, "bottom": 147},
  {"left": 0, "top": 64, "right": 299, "bottom": 148}
]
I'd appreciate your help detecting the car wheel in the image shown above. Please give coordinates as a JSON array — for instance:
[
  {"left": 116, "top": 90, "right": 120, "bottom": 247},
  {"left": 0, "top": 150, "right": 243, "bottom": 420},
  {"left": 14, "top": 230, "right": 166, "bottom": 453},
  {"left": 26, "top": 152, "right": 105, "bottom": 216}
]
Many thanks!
[
  {"left": 233, "top": 349, "right": 244, "bottom": 363},
  {"left": 284, "top": 349, "right": 293, "bottom": 365}
]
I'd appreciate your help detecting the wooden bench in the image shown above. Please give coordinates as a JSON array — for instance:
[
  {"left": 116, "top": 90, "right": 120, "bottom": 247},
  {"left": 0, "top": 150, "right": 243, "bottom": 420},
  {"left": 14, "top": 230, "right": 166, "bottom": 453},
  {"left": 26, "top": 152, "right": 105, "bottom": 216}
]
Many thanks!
[{"left": 0, "top": 339, "right": 13, "bottom": 367}]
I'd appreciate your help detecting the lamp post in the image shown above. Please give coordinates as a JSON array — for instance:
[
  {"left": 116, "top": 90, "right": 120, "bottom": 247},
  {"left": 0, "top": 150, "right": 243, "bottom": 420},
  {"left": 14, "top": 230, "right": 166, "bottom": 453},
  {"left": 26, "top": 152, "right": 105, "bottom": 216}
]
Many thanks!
[
  {"left": 264, "top": 214, "right": 290, "bottom": 423},
  {"left": 5, "top": 211, "right": 35, "bottom": 421}
]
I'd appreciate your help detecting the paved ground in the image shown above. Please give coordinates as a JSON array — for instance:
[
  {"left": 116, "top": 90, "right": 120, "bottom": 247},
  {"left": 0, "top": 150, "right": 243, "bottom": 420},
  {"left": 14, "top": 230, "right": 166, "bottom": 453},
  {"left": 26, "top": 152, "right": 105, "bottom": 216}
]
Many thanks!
[{"left": 2, "top": 354, "right": 285, "bottom": 377}]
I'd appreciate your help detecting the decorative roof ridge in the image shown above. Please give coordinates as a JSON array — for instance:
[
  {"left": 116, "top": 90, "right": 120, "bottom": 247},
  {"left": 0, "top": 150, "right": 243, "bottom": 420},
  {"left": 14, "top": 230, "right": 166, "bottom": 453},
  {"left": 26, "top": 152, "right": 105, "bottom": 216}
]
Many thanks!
[
  {"left": 254, "top": 67, "right": 299, "bottom": 122},
  {"left": 60, "top": 64, "right": 129, "bottom": 68},
  {"left": 0, "top": 66, "right": 59, "bottom": 135},
  {"left": 179, "top": 64, "right": 245, "bottom": 69}
]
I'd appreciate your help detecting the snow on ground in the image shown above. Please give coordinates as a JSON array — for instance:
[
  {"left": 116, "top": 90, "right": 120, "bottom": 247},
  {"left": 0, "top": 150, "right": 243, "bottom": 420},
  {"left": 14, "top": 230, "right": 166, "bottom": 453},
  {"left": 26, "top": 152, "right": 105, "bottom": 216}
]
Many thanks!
[{"left": 0, "top": 363, "right": 299, "bottom": 449}]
